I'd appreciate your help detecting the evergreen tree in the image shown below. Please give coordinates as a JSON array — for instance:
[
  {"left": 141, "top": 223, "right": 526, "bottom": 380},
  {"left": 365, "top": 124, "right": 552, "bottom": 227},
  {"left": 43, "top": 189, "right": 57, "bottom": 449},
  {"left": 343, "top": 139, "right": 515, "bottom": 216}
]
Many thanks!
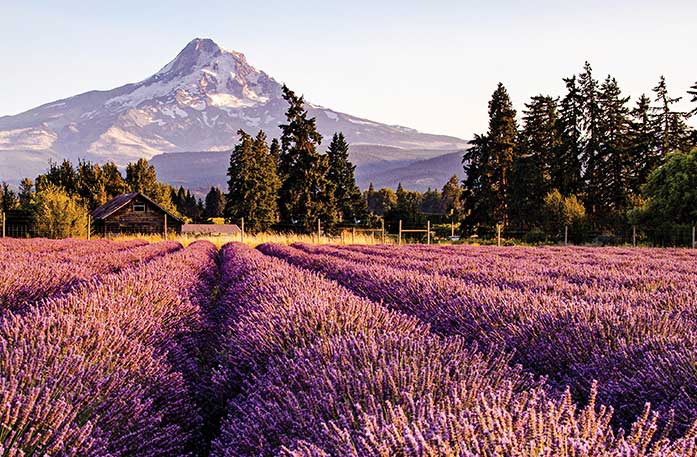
[
  {"left": 390, "top": 183, "right": 423, "bottom": 225},
  {"left": 365, "top": 183, "right": 377, "bottom": 213},
  {"left": 101, "top": 162, "right": 128, "bottom": 198},
  {"left": 462, "top": 83, "right": 517, "bottom": 230},
  {"left": 652, "top": 76, "right": 691, "bottom": 155},
  {"left": 278, "top": 85, "right": 335, "bottom": 232},
  {"left": 578, "top": 62, "right": 604, "bottom": 221},
  {"left": 270, "top": 138, "right": 281, "bottom": 172},
  {"left": 1, "top": 183, "right": 19, "bottom": 212},
  {"left": 627, "top": 94, "right": 660, "bottom": 195},
  {"left": 440, "top": 175, "right": 463, "bottom": 220},
  {"left": 76, "top": 160, "right": 107, "bottom": 210},
  {"left": 689, "top": 81, "right": 697, "bottom": 115},
  {"left": 366, "top": 185, "right": 396, "bottom": 216},
  {"left": 509, "top": 95, "right": 560, "bottom": 228},
  {"left": 126, "top": 159, "right": 158, "bottom": 194},
  {"left": 326, "top": 132, "right": 366, "bottom": 223},
  {"left": 557, "top": 75, "right": 584, "bottom": 195},
  {"left": 125, "top": 159, "right": 178, "bottom": 215},
  {"left": 225, "top": 130, "right": 281, "bottom": 232},
  {"left": 419, "top": 188, "right": 442, "bottom": 214},
  {"left": 596, "top": 76, "right": 631, "bottom": 222},
  {"left": 204, "top": 187, "right": 226, "bottom": 219},
  {"left": 36, "top": 160, "right": 78, "bottom": 195},
  {"left": 18, "top": 178, "right": 34, "bottom": 209}
]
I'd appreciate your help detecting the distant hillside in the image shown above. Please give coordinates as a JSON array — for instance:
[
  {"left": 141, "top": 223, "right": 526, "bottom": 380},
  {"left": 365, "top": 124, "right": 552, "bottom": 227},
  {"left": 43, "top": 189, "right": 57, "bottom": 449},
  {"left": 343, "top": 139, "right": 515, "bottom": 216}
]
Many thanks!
[
  {"left": 150, "top": 146, "right": 466, "bottom": 195},
  {"left": 356, "top": 151, "right": 465, "bottom": 192}
]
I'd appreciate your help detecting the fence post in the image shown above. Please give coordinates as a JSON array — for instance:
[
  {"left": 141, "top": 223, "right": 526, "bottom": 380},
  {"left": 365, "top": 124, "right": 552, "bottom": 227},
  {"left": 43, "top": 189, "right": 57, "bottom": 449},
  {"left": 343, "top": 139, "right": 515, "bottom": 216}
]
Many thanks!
[
  {"left": 164, "top": 214, "right": 168, "bottom": 240},
  {"left": 381, "top": 219, "right": 385, "bottom": 244},
  {"left": 497, "top": 224, "right": 501, "bottom": 247},
  {"left": 87, "top": 215, "right": 91, "bottom": 240},
  {"left": 451, "top": 218, "right": 455, "bottom": 238},
  {"left": 564, "top": 225, "right": 568, "bottom": 246},
  {"left": 241, "top": 217, "right": 245, "bottom": 243},
  {"left": 398, "top": 220, "right": 402, "bottom": 245},
  {"left": 632, "top": 225, "right": 636, "bottom": 247},
  {"left": 317, "top": 219, "right": 321, "bottom": 243},
  {"left": 1, "top": 211, "right": 5, "bottom": 238},
  {"left": 427, "top": 220, "right": 431, "bottom": 245}
]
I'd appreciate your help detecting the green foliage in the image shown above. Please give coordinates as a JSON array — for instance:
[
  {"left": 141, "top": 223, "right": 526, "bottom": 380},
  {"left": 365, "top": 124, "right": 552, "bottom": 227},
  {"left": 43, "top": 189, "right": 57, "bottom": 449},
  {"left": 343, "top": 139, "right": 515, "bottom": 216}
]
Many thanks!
[
  {"left": 76, "top": 160, "right": 108, "bottom": 210},
  {"left": 33, "top": 185, "right": 88, "bottom": 239},
  {"left": 440, "top": 175, "right": 463, "bottom": 219},
  {"left": 18, "top": 178, "right": 34, "bottom": 209},
  {"left": 652, "top": 76, "right": 692, "bottom": 156},
  {"left": 172, "top": 186, "right": 204, "bottom": 223},
  {"left": 557, "top": 75, "right": 584, "bottom": 195},
  {"left": 327, "top": 132, "right": 366, "bottom": 223},
  {"left": 523, "top": 227, "right": 547, "bottom": 244},
  {"left": 388, "top": 183, "right": 424, "bottom": 225},
  {"left": 463, "top": 62, "right": 696, "bottom": 236},
  {"left": 641, "top": 148, "right": 697, "bottom": 224},
  {"left": 101, "top": 162, "right": 129, "bottom": 197},
  {"left": 36, "top": 159, "right": 78, "bottom": 195},
  {"left": 509, "top": 95, "right": 559, "bottom": 229},
  {"left": 126, "top": 158, "right": 158, "bottom": 194},
  {"left": 542, "top": 189, "right": 586, "bottom": 237},
  {"left": 278, "top": 85, "right": 335, "bottom": 232},
  {"left": 1, "top": 182, "right": 19, "bottom": 212},
  {"left": 366, "top": 184, "right": 397, "bottom": 216},
  {"left": 225, "top": 130, "right": 281, "bottom": 233},
  {"left": 125, "top": 159, "right": 179, "bottom": 216},
  {"left": 462, "top": 82, "right": 517, "bottom": 230},
  {"left": 204, "top": 187, "right": 226, "bottom": 219}
]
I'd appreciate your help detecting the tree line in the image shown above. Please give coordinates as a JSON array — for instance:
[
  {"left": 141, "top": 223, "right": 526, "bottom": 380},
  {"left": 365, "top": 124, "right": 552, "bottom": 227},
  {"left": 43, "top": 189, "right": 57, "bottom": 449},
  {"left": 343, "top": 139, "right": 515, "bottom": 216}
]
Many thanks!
[
  {"left": 223, "top": 85, "right": 366, "bottom": 233},
  {"left": 0, "top": 158, "right": 226, "bottom": 238},
  {"left": 462, "top": 63, "right": 697, "bottom": 238}
]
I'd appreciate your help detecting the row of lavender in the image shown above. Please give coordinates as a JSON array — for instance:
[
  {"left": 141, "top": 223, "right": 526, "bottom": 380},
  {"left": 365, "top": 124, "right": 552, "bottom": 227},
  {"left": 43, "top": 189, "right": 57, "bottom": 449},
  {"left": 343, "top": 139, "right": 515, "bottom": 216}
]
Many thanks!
[
  {"left": 0, "top": 239, "right": 181, "bottom": 314},
  {"left": 259, "top": 242, "right": 697, "bottom": 438},
  {"left": 0, "top": 240, "right": 218, "bottom": 455},
  {"left": 210, "top": 242, "right": 696, "bottom": 455}
]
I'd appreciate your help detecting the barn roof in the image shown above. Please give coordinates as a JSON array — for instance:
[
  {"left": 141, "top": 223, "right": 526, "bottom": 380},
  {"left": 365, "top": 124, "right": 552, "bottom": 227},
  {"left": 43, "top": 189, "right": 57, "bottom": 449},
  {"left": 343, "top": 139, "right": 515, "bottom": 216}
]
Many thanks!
[{"left": 91, "top": 192, "right": 183, "bottom": 222}]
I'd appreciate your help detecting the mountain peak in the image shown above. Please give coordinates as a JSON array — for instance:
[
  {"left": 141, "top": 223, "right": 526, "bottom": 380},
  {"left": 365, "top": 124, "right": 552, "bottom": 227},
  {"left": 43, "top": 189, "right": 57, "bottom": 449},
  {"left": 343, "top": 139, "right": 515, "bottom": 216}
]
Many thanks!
[
  {"left": 156, "top": 37, "right": 228, "bottom": 78},
  {"left": 185, "top": 37, "right": 222, "bottom": 54}
]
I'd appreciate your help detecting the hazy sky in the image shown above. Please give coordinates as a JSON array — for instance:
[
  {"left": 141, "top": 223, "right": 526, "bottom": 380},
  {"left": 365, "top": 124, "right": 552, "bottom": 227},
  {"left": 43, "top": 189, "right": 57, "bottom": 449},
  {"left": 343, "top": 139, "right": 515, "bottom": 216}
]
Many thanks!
[{"left": 1, "top": 0, "right": 696, "bottom": 139}]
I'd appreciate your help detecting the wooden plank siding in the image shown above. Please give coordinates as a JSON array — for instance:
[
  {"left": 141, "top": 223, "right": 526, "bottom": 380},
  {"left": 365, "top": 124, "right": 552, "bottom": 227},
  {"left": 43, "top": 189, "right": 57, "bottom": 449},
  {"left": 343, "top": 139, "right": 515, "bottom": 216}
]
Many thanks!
[{"left": 93, "top": 194, "right": 183, "bottom": 235}]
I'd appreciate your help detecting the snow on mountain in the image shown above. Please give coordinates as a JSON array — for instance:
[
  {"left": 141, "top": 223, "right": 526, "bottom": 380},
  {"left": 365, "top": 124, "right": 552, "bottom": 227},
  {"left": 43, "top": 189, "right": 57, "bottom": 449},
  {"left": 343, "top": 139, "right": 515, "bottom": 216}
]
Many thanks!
[{"left": 0, "top": 38, "right": 467, "bottom": 184}]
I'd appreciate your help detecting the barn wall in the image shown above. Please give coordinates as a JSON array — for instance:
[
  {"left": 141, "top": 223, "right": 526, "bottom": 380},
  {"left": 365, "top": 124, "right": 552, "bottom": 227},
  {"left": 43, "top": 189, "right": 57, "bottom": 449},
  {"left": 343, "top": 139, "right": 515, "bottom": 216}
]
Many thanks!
[{"left": 98, "top": 196, "right": 182, "bottom": 234}]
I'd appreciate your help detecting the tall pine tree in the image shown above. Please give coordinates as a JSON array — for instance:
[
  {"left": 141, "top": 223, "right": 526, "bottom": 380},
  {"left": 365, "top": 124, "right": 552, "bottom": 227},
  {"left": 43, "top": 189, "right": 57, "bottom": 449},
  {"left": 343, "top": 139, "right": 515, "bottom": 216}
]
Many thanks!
[
  {"left": 508, "top": 95, "right": 560, "bottom": 228},
  {"left": 596, "top": 76, "right": 631, "bottom": 222},
  {"left": 627, "top": 94, "right": 660, "bottom": 195},
  {"left": 462, "top": 83, "right": 517, "bottom": 230},
  {"left": 225, "top": 130, "right": 281, "bottom": 232},
  {"left": 326, "top": 132, "right": 366, "bottom": 223},
  {"left": 204, "top": 187, "right": 226, "bottom": 219},
  {"left": 557, "top": 75, "right": 584, "bottom": 195},
  {"left": 278, "top": 85, "right": 335, "bottom": 232},
  {"left": 652, "top": 76, "right": 691, "bottom": 155}
]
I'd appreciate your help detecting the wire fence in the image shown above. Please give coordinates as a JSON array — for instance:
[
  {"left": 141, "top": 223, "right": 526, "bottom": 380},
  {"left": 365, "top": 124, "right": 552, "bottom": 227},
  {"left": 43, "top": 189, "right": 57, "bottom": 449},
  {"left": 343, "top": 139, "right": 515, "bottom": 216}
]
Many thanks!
[{"left": 2, "top": 210, "right": 695, "bottom": 249}]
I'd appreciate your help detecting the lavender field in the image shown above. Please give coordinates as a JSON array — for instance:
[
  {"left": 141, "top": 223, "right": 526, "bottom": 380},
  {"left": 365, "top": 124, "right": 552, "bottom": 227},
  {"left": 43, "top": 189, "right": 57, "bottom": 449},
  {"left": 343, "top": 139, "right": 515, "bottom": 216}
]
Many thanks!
[{"left": 2, "top": 238, "right": 697, "bottom": 456}]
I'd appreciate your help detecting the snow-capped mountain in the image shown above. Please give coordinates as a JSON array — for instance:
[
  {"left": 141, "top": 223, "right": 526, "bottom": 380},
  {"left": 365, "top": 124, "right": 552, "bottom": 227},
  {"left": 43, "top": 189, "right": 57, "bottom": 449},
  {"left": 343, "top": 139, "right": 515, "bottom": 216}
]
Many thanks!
[{"left": 0, "top": 38, "right": 467, "bottom": 184}]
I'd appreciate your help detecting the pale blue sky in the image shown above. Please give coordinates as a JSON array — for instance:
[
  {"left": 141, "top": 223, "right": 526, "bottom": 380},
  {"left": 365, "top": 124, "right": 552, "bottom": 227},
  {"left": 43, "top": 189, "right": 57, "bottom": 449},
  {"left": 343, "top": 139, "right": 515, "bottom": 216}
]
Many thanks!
[{"left": 1, "top": 0, "right": 696, "bottom": 139}]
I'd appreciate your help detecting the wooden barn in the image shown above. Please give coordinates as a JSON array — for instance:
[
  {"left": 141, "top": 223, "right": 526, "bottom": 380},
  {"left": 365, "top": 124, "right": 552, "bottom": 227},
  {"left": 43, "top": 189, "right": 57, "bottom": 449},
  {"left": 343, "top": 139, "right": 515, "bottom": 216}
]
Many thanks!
[{"left": 91, "top": 192, "right": 183, "bottom": 235}]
